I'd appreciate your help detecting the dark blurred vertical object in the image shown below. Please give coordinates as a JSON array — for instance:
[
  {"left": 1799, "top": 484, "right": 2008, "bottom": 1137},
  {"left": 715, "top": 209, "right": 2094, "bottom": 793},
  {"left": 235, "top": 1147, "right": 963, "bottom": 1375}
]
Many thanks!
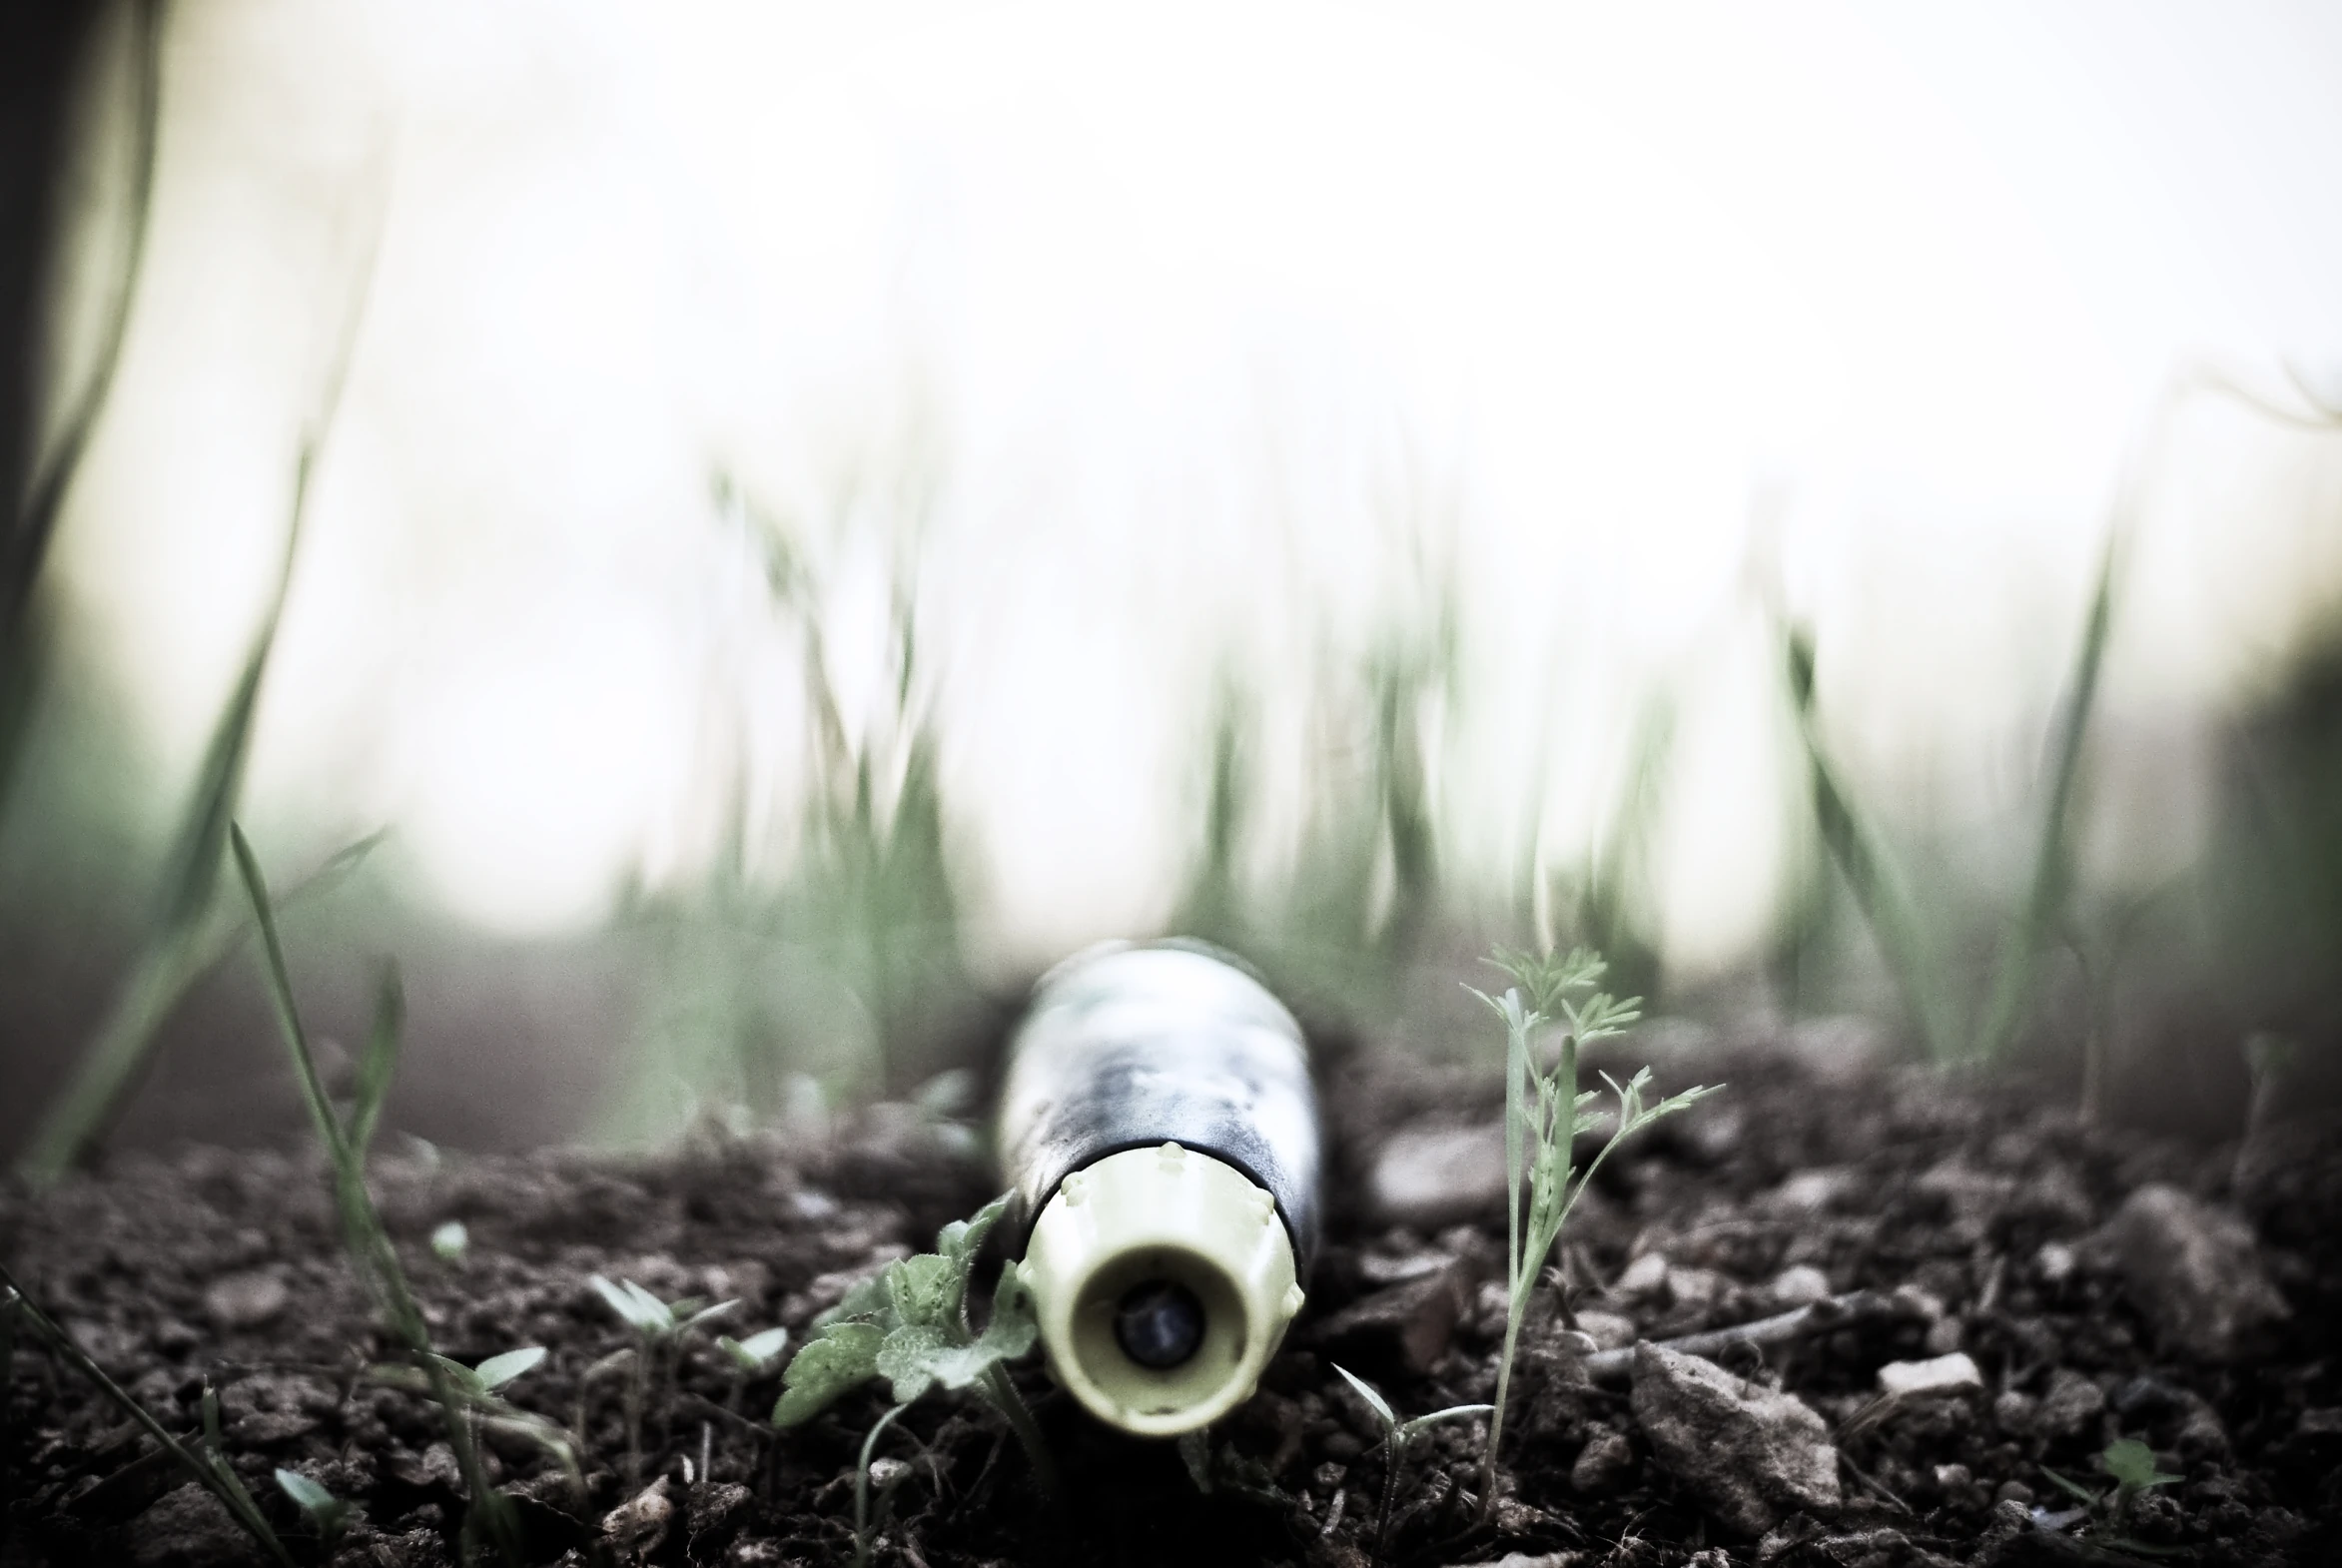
[{"left": 1, "top": 0, "right": 161, "bottom": 817}]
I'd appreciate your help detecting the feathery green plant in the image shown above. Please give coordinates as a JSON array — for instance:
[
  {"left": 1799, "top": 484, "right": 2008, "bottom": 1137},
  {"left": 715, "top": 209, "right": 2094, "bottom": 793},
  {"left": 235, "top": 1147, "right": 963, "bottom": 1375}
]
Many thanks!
[
  {"left": 1466, "top": 945, "right": 1718, "bottom": 1511},
  {"left": 229, "top": 824, "right": 525, "bottom": 1566}
]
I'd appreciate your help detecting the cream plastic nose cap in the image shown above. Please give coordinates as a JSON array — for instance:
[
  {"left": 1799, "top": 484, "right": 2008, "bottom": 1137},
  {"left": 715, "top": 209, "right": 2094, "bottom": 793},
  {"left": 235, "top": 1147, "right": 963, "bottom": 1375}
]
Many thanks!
[{"left": 1020, "top": 1143, "right": 1304, "bottom": 1436}]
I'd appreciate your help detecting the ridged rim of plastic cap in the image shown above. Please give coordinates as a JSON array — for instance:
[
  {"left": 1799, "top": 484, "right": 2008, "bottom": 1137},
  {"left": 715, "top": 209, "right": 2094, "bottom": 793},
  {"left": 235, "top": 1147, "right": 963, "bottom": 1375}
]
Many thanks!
[{"left": 1020, "top": 1144, "right": 1305, "bottom": 1436}]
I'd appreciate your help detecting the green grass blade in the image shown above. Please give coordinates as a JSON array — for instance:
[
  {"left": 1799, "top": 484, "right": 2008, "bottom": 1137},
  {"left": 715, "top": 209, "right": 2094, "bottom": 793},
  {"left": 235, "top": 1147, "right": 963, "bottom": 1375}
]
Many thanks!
[
  {"left": 0, "top": 1266, "right": 295, "bottom": 1567},
  {"left": 230, "top": 823, "right": 523, "bottom": 1565},
  {"left": 16, "top": 441, "right": 317, "bottom": 1183},
  {"left": 1973, "top": 542, "right": 2116, "bottom": 1062},
  {"left": 347, "top": 964, "right": 404, "bottom": 1157},
  {"left": 231, "top": 825, "right": 347, "bottom": 1160},
  {"left": 1784, "top": 625, "right": 1959, "bottom": 1062}
]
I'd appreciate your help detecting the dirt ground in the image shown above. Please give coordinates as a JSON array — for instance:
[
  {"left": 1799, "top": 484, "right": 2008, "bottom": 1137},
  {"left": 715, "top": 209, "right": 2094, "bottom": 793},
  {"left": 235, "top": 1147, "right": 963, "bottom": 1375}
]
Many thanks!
[{"left": 2, "top": 1032, "right": 2336, "bottom": 1567}]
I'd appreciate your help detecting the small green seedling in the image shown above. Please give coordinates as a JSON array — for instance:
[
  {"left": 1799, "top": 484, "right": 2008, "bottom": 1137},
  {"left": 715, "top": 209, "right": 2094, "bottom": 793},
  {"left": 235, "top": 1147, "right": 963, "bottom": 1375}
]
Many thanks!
[
  {"left": 716, "top": 1325, "right": 791, "bottom": 1415},
  {"left": 429, "top": 1220, "right": 468, "bottom": 1262},
  {"left": 774, "top": 1191, "right": 1056, "bottom": 1501},
  {"left": 853, "top": 1404, "right": 914, "bottom": 1568},
  {"left": 1467, "top": 945, "right": 1719, "bottom": 1512},
  {"left": 2044, "top": 1437, "right": 2185, "bottom": 1546},
  {"left": 719, "top": 1325, "right": 792, "bottom": 1377},
  {"left": 371, "top": 1345, "right": 582, "bottom": 1506},
  {"left": 273, "top": 1468, "right": 351, "bottom": 1551},
  {"left": 1332, "top": 1363, "right": 1491, "bottom": 1551},
  {"left": 590, "top": 1275, "right": 736, "bottom": 1482}
]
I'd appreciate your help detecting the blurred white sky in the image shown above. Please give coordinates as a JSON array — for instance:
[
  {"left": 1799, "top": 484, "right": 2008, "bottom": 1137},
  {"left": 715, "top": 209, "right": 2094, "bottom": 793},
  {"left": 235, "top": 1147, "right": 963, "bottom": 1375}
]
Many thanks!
[{"left": 37, "top": 0, "right": 2342, "bottom": 972}]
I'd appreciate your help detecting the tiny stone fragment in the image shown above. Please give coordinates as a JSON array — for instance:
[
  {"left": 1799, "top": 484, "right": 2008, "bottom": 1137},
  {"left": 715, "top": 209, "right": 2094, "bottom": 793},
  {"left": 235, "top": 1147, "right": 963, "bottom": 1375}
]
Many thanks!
[
  {"left": 603, "top": 1477, "right": 674, "bottom": 1556},
  {"left": 2036, "top": 1368, "right": 2105, "bottom": 1439},
  {"left": 1310, "top": 1266, "right": 1467, "bottom": 1375},
  {"left": 1613, "top": 1252, "right": 1670, "bottom": 1297},
  {"left": 1365, "top": 1123, "right": 1508, "bottom": 1229},
  {"left": 1767, "top": 1265, "right": 1832, "bottom": 1307},
  {"left": 2104, "top": 1182, "right": 2290, "bottom": 1359},
  {"left": 1630, "top": 1341, "right": 1841, "bottom": 1537},
  {"left": 219, "top": 1371, "right": 338, "bottom": 1445},
  {"left": 126, "top": 1484, "right": 257, "bottom": 1568},
  {"left": 1574, "top": 1307, "right": 1637, "bottom": 1349},
  {"left": 1570, "top": 1427, "right": 1636, "bottom": 1494},
  {"left": 1876, "top": 1351, "right": 1981, "bottom": 1398},
  {"left": 202, "top": 1268, "right": 289, "bottom": 1331}
]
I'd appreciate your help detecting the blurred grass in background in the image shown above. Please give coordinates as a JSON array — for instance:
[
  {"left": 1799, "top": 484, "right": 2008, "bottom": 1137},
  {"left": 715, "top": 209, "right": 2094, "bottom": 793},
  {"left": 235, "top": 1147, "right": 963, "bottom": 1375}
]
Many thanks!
[{"left": 6, "top": 2, "right": 2342, "bottom": 1170}]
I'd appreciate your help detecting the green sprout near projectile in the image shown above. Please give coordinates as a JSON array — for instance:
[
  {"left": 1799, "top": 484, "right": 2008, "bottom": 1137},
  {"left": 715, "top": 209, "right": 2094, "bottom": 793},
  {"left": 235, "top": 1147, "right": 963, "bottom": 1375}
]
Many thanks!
[
  {"left": 590, "top": 1276, "right": 737, "bottom": 1484},
  {"left": 229, "top": 824, "right": 525, "bottom": 1567},
  {"left": 1467, "top": 945, "right": 1719, "bottom": 1514},
  {"left": 273, "top": 1468, "right": 352, "bottom": 1553},
  {"left": 2043, "top": 1437, "right": 2186, "bottom": 1548},
  {"left": 1332, "top": 1364, "right": 1491, "bottom": 1552},
  {"left": 774, "top": 1190, "right": 1057, "bottom": 1514}
]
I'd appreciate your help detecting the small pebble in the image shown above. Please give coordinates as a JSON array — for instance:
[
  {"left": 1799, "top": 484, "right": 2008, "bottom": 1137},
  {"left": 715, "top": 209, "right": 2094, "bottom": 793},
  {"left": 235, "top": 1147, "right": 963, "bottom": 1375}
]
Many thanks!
[
  {"left": 1613, "top": 1253, "right": 1670, "bottom": 1297},
  {"left": 1365, "top": 1123, "right": 1508, "bottom": 1229},
  {"left": 2105, "top": 1183, "right": 2290, "bottom": 1359},
  {"left": 1570, "top": 1428, "right": 1636, "bottom": 1495},
  {"left": 1993, "top": 1479, "right": 2034, "bottom": 1508},
  {"left": 1877, "top": 1352, "right": 1982, "bottom": 1398},
  {"left": 203, "top": 1269, "right": 288, "bottom": 1331},
  {"left": 1574, "top": 1308, "right": 1637, "bottom": 1349},
  {"left": 1766, "top": 1264, "right": 1832, "bottom": 1307},
  {"left": 2037, "top": 1367, "right": 2106, "bottom": 1439}
]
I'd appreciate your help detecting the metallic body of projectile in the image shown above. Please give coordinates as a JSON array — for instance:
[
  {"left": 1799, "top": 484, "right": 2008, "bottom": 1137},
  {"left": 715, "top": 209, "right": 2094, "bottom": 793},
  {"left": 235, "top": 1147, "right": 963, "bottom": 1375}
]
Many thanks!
[{"left": 997, "top": 941, "right": 1320, "bottom": 1436}]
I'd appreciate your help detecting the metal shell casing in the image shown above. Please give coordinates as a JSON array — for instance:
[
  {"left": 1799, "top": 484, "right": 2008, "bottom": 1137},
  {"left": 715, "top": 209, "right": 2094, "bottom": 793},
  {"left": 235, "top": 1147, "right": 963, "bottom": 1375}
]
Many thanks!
[{"left": 997, "top": 941, "right": 1321, "bottom": 1434}]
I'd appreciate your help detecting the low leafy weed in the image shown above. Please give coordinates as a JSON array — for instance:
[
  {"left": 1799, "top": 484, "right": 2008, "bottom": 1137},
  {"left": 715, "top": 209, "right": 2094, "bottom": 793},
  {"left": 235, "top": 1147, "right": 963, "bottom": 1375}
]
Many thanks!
[
  {"left": 1467, "top": 945, "right": 1719, "bottom": 1512},
  {"left": 774, "top": 1191, "right": 1057, "bottom": 1501},
  {"left": 2042, "top": 1438, "right": 2185, "bottom": 1551},
  {"left": 590, "top": 1275, "right": 736, "bottom": 1483},
  {"left": 1332, "top": 1363, "right": 1490, "bottom": 1553},
  {"left": 230, "top": 824, "right": 524, "bottom": 1566},
  {"left": 0, "top": 1267, "right": 296, "bottom": 1566},
  {"left": 273, "top": 1467, "right": 352, "bottom": 1553}
]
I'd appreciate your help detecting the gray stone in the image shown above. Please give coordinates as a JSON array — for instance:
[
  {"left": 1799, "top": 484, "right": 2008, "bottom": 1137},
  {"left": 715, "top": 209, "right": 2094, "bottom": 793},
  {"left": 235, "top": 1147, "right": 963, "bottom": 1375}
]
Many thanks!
[
  {"left": 1766, "top": 1265, "right": 1833, "bottom": 1308},
  {"left": 1574, "top": 1307, "right": 1637, "bottom": 1349},
  {"left": 2037, "top": 1368, "right": 2105, "bottom": 1439},
  {"left": 2106, "top": 1184, "right": 2289, "bottom": 1358},
  {"left": 202, "top": 1269, "right": 288, "bottom": 1331},
  {"left": 1877, "top": 1352, "right": 1981, "bottom": 1398},
  {"left": 1570, "top": 1427, "right": 1636, "bottom": 1494},
  {"left": 220, "top": 1372, "right": 339, "bottom": 1445},
  {"left": 1311, "top": 1265, "right": 1468, "bottom": 1375},
  {"left": 603, "top": 1477, "right": 674, "bottom": 1557},
  {"left": 1630, "top": 1341, "right": 1841, "bottom": 1537},
  {"left": 1365, "top": 1123, "right": 1508, "bottom": 1229},
  {"left": 127, "top": 1483, "right": 261, "bottom": 1568}
]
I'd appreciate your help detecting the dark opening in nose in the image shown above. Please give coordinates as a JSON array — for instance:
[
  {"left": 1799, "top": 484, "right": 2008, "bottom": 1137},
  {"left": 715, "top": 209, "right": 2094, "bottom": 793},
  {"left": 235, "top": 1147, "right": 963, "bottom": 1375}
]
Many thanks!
[{"left": 1114, "top": 1278, "right": 1204, "bottom": 1369}]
